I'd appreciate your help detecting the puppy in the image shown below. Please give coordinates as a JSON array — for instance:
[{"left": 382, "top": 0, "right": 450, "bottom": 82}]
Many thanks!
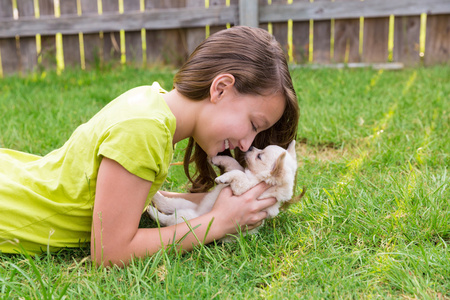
[{"left": 147, "top": 140, "right": 298, "bottom": 233}]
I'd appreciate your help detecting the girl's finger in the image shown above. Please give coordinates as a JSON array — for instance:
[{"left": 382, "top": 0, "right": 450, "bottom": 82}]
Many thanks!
[
  {"left": 246, "top": 220, "right": 264, "bottom": 230},
  {"left": 255, "top": 197, "right": 277, "bottom": 211},
  {"left": 245, "top": 182, "right": 270, "bottom": 197}
]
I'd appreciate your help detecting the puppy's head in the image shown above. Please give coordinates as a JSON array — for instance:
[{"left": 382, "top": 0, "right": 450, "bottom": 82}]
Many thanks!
[{"left": 245, "top": 140, "right": 297, "bottom": 186}]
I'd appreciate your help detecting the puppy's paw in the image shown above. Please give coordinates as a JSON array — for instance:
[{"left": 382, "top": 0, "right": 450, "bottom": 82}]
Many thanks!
[
  {"left": 210, "top": 155, "right": 228, "bottom": 167},
  {"left": 215, "top": 174, "right": 231, "bottom": 185},
  {"left": 265, "top": 205, "right": 280, "bottom": 219},
  {"left": 211, "top": 156, "right": 244, "bottom": 172}
]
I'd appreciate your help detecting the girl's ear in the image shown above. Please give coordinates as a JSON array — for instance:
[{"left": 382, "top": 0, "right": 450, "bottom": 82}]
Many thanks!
[{"left": 210, "top": 74, "right": 235, "bottom": 103}]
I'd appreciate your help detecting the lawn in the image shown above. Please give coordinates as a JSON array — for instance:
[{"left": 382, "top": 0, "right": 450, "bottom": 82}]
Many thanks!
[{"left": 0, "top": 65, "right": 449, "bottom": 299}]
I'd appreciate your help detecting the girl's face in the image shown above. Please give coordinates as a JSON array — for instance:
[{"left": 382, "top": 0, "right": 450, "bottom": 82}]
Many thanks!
[{"left": 194, "top": 87, "right": 286, "bottom": 157}]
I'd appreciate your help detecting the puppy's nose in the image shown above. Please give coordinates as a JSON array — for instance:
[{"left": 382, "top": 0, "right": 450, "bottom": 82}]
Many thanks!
[{"left": 248, "top": 146, "right": 254, "bottom": 152}]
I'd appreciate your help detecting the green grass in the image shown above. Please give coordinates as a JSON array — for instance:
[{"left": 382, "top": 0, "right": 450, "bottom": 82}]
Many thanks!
[{"left": 1, "top": 65, "right": 449, "bottom": 299}]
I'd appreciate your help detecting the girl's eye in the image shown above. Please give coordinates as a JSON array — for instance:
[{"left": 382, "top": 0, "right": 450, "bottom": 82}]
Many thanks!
[{"left": 251, "top": 122, "right": 257, "bottom": 132}]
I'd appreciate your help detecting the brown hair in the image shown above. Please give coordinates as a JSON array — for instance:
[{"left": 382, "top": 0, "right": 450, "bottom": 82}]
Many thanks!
[{"left": 173, "top": 26, "right": 299, "bottom": 193}]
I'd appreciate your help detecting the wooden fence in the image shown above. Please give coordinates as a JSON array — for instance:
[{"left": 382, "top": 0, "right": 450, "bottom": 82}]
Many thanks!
[{"left": 0, "top": 0, "right": 449, "bottom": 76}]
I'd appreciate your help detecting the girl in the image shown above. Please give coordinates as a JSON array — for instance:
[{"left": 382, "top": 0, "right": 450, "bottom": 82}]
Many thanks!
[{"left": 0, "top": 26, "right": 299, "bottom": 266}]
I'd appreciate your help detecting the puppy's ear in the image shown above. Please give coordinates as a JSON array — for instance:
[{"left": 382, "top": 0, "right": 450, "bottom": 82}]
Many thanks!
[
  {"left": 287, "top": 140, "right": 296, "bottom": 160},
  {"left": 271, "top": 152, "right": 286, "bottom": 178}
]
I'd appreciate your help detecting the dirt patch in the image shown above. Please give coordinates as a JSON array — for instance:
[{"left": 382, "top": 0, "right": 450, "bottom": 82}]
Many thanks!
[{"left": 296, "top": 139, "right": 358, "bottom": 163}]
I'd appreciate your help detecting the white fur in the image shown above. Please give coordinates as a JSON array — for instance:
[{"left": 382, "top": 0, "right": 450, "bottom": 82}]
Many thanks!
[{"left": 147, "top": 141, "right": 298, "bottom": 237}]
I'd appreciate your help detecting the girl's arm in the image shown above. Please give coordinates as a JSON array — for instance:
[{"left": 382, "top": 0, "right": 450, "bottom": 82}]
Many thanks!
[{"left": 91, "top": 157, "right": 275, "bottom": 267}]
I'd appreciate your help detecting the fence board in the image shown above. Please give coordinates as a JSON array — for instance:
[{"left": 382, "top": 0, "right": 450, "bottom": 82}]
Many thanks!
[
  {"left": 38, "top": 0, "right": 56, "bottom": 70},
  {"left": 334, "top": 0, "right": 360, "bottom": 63},
  {"left": 102, "top": 0, "right": 120, "bottom": 64},
  {"left": 258, "top": 0, "right": 270, "bottom": 38},
  {"left": 270, "top": 0, "right": 289, "bottom": 62},
  {"left": 61, "top": 0, "right": 80, "bottom": 68},
  {"left": 17, "top": 1, "right": 37, "bottom": 73},
  {"left": 393, "top": 16, "right": 420, "bottom": 66},
  {"left": 425, "top": 14, "right": 450, "bottom": 66},
  {"left": 144, "top": 0, "right": 188, "bottom": 67},
  {"left": 239, "top": 0, "right": 258, "bottom": 27},
  {"left": 79, "top": 0, "right": 103, "bottom": 69},
  {"left": 362, "top": 17, "right": 389, "bottom": 62},
  {"left": 313, "top": 0, "right": 331, "bottom": 64},
  {"left": 292, "top": 0, "right": 310, "bottom": 64},
  {"left": 144, "top": 0, "right": 165, "bottom": 66},
  {"left": 334, "top": 18, "right": 360, "bottom": 63},
  {"left": 0, "top": 1, "right": 19, "bottom": 75},
  {"left": 186, "top": 0, "right": 205, "bottom": 57},
  {"left": 210, "top": 0, "right": 231, "bottom": 35},
  {"left": 124, "top": 0, "right": 143, "bottom": 65}
]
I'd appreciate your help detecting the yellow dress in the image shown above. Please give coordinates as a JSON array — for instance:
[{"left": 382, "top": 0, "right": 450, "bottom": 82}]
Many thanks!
[{"left": 0, "top": 83, "right": 175, "bottom": 254}]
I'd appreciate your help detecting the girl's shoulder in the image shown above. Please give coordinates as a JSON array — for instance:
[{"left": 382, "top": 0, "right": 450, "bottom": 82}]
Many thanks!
[{"left": 90, "top": 83, "right": 175, "bottom": 132}]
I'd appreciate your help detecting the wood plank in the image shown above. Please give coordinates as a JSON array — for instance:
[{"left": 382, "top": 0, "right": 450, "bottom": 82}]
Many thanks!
[
  {"left": 0, "top": 1, "right": 19, "bottom": 75},
  {"left": 270, "top": 0, "right": 289, "bottom": 62},
  {"left": 60, "top": 0, "right": 80, "bottom": 68},
  {"left": 313, "top": 19, "right": 331, "bottom": 63},
  {"left": 145, "top": 0, "right": 189, "bottom": 67},
  {"left": 209, "top": 0, "right": 231, "bottom": 36},
  {"left": 144, "top": 0, "right": 164, "bottom": 66},
  {"left": 292, "top": 62, "right": 404, "bottom": 70},
  {"left": 124, "top": 0, "right": 143, "bottom": 66},
  {"left": 0, "top": 5, "right": 238, "bottom": 38},
  {"left": 79, "top": 0, "right": 103, "bottom": 69},
  {"left": 290, "top": 0, "right": 309, "bottom": 64},
  {"left": 17, "top": 1, "right": 38, "bottom": 73},
  {"left": 258, "top": 0, "right": 269, "bottom": 33},
  {"left": 333, "top": 18, "right": 360, "bottom": 63},
  {"left": 37, "top": 0, "right": 56, "bottom": 71},
  {"left": 362, "top": 17, "right": 389, "bottom": 63},
  {"left": 333, "top": 0, "right": 360, "bottom": 63},
  {"left": 185, "top": 0, "right": 206, "bottom": 57},
  {"left": 101, "top": 0, "right": 120, "bottom": 65},
  {"left": 393, "top": 16, "right": 420, "bottom": 66},
  {"left": 313, "top": 0, "right": 331, "bottom": 64},
  {"left": 260, "top": 0, "right": 450, "bottom": 23},
  {"left": 425, "top": 14, "right": 450, "bottom": 65},
  {"left": 291, "top": 20, "right": 309, "bottom": 64},
  {"left": 239, "top": 0, "right": 258, "bottom": 27}
]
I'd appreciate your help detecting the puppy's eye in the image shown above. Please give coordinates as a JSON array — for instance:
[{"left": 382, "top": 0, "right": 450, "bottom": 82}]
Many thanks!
[{"left": 257, "top": 153, "right": 262, "bottom": 160}]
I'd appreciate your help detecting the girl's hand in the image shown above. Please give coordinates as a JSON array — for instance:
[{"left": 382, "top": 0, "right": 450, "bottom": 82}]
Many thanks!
[{"left": 210, "top": 183, "right": 277, "bottom": 234}]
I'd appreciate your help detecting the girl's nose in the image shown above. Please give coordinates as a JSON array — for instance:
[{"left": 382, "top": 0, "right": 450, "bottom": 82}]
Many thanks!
[{"left": 239, "top": 133, "right": 257, "bottom": 152}]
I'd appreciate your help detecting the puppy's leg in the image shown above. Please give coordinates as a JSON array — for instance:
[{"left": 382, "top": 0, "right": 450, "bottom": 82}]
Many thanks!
[
  {"left": 146, "top": 206, "right": 185, "bottom": 226},
  {"left": 151, "top": 192, "right": 197, "bottom": 214},
  {"left": 195, "top": 184, "right": 225, "bottom": 215},
  {"left": 211, "top": 156, "right": 244, "bottom": 172},
  {"left": 147, "top": 205, "right": 168, "bottom": 224},
  {"left": 265, "top": 203, "right": 281, "bottom": 218},
  {"left": 147, "top": 204, "right": 201, "bottom": 227},
  {"left": 216, "top": 170, "right": 260, "bottom": 196},
  {"left": 148, "top": 192, "right": 200, "bottom": 226},
  {"left": 150, "top": 192, "right": 174, "bottom": 214}
]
